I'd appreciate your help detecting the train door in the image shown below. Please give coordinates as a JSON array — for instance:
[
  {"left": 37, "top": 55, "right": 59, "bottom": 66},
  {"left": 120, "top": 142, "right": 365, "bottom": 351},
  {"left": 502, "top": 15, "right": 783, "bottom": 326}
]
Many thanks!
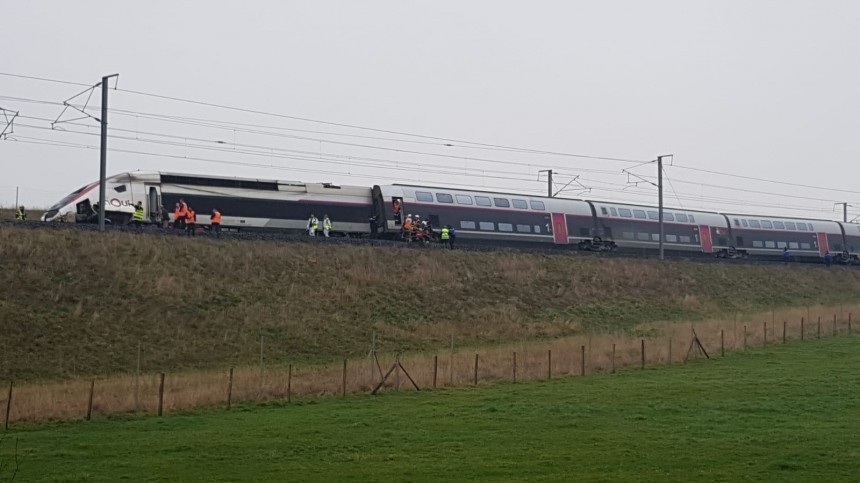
[
  {"left": 817, "top": 232, "right": 829, "bottom": 256},
  {"left": 146, "top": 185, "right": 161, "bottom": 224},
  {"left": 699, "top": 225, "right": 713, "bottom": 253},
  {"left": 551, "top": 213, "right": 569, "bottom": 244}
]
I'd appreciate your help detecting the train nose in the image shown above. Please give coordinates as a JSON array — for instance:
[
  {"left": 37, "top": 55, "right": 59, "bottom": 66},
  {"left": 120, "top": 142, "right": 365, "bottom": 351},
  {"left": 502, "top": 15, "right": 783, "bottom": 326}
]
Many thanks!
[{"left": 41, "top": 209, "right": 59, "bottom": 221}]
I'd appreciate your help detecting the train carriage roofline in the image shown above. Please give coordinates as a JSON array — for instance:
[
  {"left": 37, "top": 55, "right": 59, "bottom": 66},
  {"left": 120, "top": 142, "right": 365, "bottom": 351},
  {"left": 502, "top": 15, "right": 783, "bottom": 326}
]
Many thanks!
[{"left": 389, "top": 183, "right": 584, "bottom": 201}]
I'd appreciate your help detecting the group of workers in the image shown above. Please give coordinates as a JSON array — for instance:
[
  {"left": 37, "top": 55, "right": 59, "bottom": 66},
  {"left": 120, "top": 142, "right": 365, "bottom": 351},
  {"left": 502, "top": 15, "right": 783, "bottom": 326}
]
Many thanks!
[
  {"left": 401, "top": 214, "right": 456, "bottom": 249},
  {"left": 170, "top": 199, "right": 222, "bottom": 237},
  {"left": 306, "top": 214, "right": 333, "bottom": 237}
]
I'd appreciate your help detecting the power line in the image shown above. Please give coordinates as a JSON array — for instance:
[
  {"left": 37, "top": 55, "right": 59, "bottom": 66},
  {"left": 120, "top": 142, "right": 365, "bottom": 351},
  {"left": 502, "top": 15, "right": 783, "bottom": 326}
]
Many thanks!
[
  {"left": 670, "top": 165, "right": 860, "bottom": 196},
  {"left": 0, "top": 72, "right": 93, "bottom": 87}
]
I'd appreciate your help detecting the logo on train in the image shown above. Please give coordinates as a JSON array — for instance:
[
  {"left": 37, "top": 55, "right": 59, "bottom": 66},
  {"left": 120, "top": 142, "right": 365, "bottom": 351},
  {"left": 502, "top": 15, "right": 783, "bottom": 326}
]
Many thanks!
[{"left": 109, "top": 198, "right": 134, "bottom": 208}]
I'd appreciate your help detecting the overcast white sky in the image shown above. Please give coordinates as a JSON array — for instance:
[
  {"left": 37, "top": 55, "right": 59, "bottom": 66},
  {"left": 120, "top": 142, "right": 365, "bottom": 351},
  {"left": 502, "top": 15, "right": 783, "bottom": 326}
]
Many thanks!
[{"left": 1, "top": 1, "right": 858, "bottom": 220}]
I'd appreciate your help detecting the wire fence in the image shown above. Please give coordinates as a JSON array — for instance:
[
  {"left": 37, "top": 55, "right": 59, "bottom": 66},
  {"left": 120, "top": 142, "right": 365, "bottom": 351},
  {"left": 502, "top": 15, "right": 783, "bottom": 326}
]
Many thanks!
[{"left": 1, "top": 310, "right": 855, "bottom": 427}]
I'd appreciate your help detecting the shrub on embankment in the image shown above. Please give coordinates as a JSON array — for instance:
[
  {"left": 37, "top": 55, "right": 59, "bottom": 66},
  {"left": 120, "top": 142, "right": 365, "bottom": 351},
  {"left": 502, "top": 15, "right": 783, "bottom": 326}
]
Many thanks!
[{"left": 2, "top": 225, "right": 860, "bottom": 381}]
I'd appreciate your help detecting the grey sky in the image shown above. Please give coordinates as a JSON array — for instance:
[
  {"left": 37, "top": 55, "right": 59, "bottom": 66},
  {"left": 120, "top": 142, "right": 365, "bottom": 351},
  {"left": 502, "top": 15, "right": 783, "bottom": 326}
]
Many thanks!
[{"left": 1, "top": 1, "right": 858, "bottom": 220}]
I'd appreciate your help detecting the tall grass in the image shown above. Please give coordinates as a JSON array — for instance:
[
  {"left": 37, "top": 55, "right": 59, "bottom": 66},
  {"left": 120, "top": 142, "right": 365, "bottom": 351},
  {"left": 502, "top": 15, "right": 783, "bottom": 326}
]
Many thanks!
[{"left": 3, "top": 305, "right": 855, "bottom": 424}]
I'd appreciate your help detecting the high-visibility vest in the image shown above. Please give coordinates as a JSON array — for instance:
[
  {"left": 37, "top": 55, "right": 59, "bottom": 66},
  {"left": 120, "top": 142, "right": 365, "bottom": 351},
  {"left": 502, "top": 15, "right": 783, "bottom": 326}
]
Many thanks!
[
  {"left": 15, "top": 209, "right": 25, "bottom": 221},
  {"left": 404, "top": 219, "right": 414, "bottom": 230},
  {"left": 174, "top": 206, "right": 183, "bottom": 221},
  {"left": 211, "top": 210, "right": 222, "bottom": 224},
  {"left": 324, "top": 219, "right": 332, "bottom": 230},
  {"left": 133, "top": 206, "right": 145, "bottom": 221},
  {"left": 311, "top": 218, "right": 318, "bottom": 229},
  {"left": 178, "top": 203, "right": 188, "bottom": 219},
  {"left": 187, "top": 210, "right": 196, "bottom": 224},
  {"left": 441, "top": 228, "right": 450, "bottom": 240}
]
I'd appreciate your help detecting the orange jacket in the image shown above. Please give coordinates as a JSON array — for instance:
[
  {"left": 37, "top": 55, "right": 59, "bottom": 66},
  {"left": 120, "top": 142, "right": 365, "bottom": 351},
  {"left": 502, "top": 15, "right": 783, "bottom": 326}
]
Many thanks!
[
  {"left": 211, "top": 210, "right": 222, "bottom": 224},
  {"left": 404, "top": 219, "right": 414, "bottom": 230},
  {"left": 187, "top": 210, "right": 196, "bottom": 224}
]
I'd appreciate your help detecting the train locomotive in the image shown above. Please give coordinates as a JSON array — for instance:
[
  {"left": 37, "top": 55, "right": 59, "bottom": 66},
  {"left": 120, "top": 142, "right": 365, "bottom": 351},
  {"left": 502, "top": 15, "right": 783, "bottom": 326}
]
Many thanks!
[{"left": 41, "top": 171, "right": 860, "bottom": 264}]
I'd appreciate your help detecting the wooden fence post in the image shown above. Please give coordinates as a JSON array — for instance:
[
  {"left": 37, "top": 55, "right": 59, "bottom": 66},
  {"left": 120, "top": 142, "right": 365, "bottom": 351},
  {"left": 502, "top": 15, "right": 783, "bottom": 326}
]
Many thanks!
[
  {"left": 473, "top": 354, "right": 479, "bottom": 385},
  {"left": 743, "top": 325, "right": 747, "bottom": 350},
  {"left": 720, "top": 329, "right": 725, "bottom": 357},
  {"left": 86, "top": 379, "right": 95, "bottom": 421},
  {"left": 512, "top": 352, "right": 517, "bottom": 383},
  {"left": 764, "top": 322, "right": 767, "bottom": 345},
  {"left": 580, "top": 345, "right": 585, "bottom": 376},
  {"left": 342, "top": 359, "right": 347, "bottom": 397},
  {"left": 4, "top": 381, "right": 11, "bottom": 430},
  {"left": 849, "top": 313, "right": 852, "bottom": 334},
  {"left": 433, "top": 355, "right": 438, "bottom": 389},
  {"left": 287, "top": 364, "right": 292, "bottom": 403},
  {"left": 668, "top": 338, "right": 672, "bottom": 364},
  {"left": 801, "top": 317, "right": 805, "bottom": 340},
  {"left": 227, "top": 367, "right": 234, "bottom": 410},
  {"left": 640, "top": 339, "right": 645, "bottom": 369},
  {"left": 783, "top": 321, "right": 787, "bottom": 344},
  {"left": 818, "top": 316, "right": 821, "bottom": 339},
  {"left": 158, "top": 373, "right": 165, "bottom": 417},
  {"left": 547, "top": 350, "right": 552, "bottom": 380},
  {"left": 611, "top": 344, "right": 616, "bottom": 374},
  {"left": 833, "top": 314, "right": 837, "bottom": 336}
]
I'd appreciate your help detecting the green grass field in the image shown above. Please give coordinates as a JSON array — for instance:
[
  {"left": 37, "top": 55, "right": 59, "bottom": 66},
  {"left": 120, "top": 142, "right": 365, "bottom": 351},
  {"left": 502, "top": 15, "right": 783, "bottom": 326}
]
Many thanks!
[{"left": 5, "top": 336, "right": 859, "bottom": 482}]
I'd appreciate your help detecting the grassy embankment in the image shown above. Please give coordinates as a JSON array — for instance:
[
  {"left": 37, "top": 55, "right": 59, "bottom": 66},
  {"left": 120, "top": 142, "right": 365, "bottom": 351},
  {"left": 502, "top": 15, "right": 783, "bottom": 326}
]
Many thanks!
[
  {"left": 4, "top": 336, "right": 860, "bottom": 481},
  {"left": 2, "top": 224, "right": 860, "bottom": 384}
]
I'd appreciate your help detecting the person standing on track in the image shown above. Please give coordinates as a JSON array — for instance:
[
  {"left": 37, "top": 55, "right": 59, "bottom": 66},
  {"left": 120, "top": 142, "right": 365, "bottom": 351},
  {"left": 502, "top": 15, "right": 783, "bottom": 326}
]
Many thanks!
[
  {"left": 174, "top": 200, "right": 187, "bottom": 231},
  {"left": 783, "top": 246, "right": 790, "bottom": 264},
  {"left": 440, "top": 225, "right": 450, "bottom": 248},
  {"left": 323, "top": 214, "right": 332, "bottom": 238},
  {"left": 448, "top": 225, "right": 456, "bottom": 249},
  {"left": 824, "top": 251, "right": 833, "bottom": 267},
  {"left": 15, "top": 205, "right": 26, "bottom": 222},
  {"left": 307, "top": 214, "right": 318, "bottom": 237},
  {"left": 186, "top": 206, "right": 197, "bottom": 237},
  {"left": 131, "top": 201, "right": 145, "bottom": 229},
  {"left": 210, "top": 208, "right": 222, "bottom": 238}
]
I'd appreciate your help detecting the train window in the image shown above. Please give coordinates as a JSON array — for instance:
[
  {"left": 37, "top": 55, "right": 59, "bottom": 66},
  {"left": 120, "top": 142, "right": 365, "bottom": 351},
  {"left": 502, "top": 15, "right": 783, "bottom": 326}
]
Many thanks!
[
  {"left": 493, "top": 198, "right": 510, "bottom": 208},
  {"left": 753, "top": 241, "right": 764, "bottom": 248},
  {"left": 622, "top": 232, "right": 635, "bottom": 240},
  {"left": 610, "top": 207, "right": 617, "bottom": 216},
  {"left": 801, "top": 242, "right": 811, "bottom": 249},
  {"left": 784, "top": 222, "right": 796, "bottom": 230},
  {"left": 777, "top": 241, "right": 788, "bottom": 248},
  {"left": 651, "top": 233, "right": 660, "bottom": 241},
  {"left": 456, "top": 195, "right": 473, "bottom": 205},
  {"left": 415, "top": 191, "right": 433, "bottom": 202},
  {"left": 498, "top": 223, "right": 513, "bottom": 232},
  {"left": 741, "top": 219, "right": 748, "bottom": 227},
  {"left": 773, "top": 221, "right": 785, "bottom": 229},
  {"left": 665, "top": 234, "right": 678, "bottom": 242},
  {"left": 637, "top": 232, "right": 650, "bottom": 241},
  {"left": 530, "top": 200, "right": 546, "bottom": 210},
  {"left": 479, "top": 222, "right": 495, "bottom": 230},
  {"left": 460, "top": 221, "right": 476, "bottom": 229},
  {"left": 475, "top": 196, "right": 492, "bottom": 207},
  {"left": 601, "top": 207, "right": 608, "bottom": 215},
  {"left": 734, "top": 219, "right": 740, "bottom": 227},
  {"left": 676, "top": 214, "right": 689, "bottom": 223},
  {"left": 663, "top": 213, "right": 674, "bottom": 222},
  {"left": 808, "top": 223, "right": 814, "bottom": 231},
  {"left": 761, "top": 220, "right": 773, "bottom": 229},
  {"left": 113, "top": 185, "right": 127, "bottom": 193},
  {"left": 516, "top": 224, "right": 531, "bottom": 233},
  {"left": 797, "top": 223, "right": 808, "bottom": 231},
  {"left": 647, "top": 211, "right": 658, "bottom": 220},
  {"left": 857, "top": 226, "right": 860, "bottom": 234},
  {"left": 765, "top": 241, "right": 776, "bottom": 248},
  {"left": 789, "top": 242, "right": 799, "bottom": 249},
  {"left": 618, "top": 208, "right": 632, "bottom": 218},
  {"left": 534, "top": 225, "right": 541, "bottom": 233},
  {"left": 679, "top": 235, "right": 692, "bottom": 243},
  {"left": 633, "top": 210, "right": 647, "bottom": 219},
  {"left": 512, "top": 199, "right": 528, "bottom": 209},
  {"left": 748, "top": 220, "right": 761, "bottom": 228},
  {"left": 688, "top": 215, "right": 695, "bottom": 223},
  {"left": 436, "top": 193, "right": 454, "bottom": 204}
]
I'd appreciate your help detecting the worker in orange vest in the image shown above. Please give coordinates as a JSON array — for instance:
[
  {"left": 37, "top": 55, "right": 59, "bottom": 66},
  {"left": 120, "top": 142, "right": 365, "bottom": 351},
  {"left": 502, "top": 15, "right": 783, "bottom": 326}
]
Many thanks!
[
  {"left": 210, "top": 208, "right": 222, "bottom": 238},
  {"left": 174, "top": 200, "right": 188, "bottom": 230},
  {"left": 186, "top": 206, "right": 197, "bottom": 237}
]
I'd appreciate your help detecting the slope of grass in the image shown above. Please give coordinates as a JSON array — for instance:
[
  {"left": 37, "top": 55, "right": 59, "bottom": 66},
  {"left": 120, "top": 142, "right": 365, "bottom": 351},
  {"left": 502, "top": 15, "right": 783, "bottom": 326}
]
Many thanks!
[
  {"left": 5, "top": 336, "right": 860, "bottom": 481},
  {"left": 2, "top": 225, "right": 860, "bottom": 381}
]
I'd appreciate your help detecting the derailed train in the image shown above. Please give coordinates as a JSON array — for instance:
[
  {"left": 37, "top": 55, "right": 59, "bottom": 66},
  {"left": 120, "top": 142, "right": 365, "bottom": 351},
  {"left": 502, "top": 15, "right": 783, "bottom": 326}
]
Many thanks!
[{"left": 41, "top": 171, "right": 860, "bottom": 263}]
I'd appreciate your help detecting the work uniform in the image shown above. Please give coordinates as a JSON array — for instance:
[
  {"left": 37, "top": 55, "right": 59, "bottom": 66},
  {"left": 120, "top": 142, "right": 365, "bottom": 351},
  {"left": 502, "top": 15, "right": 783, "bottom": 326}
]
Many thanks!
[
  {"left": 186, "top": 209, "right": 196, "bottom": 236},
  {"left": 323, "top": 217, "right": 332, "bottom": 237},
  {"left": 440, "top": 226, "right": 450, "bottom": 248},
  {"left": 132, "top": 204, "right": 145, "bottom": 227},
  {"left": 211, "top": 210, "right": 222, "bottom": 237},
  {"left": 308, "top": 216, "right": 318, "bottom": 236},
  {"left": 15, "top": 208, "right": 26, "bottom": 221},
  {"left": 174, "top": 203, "right": 187, "bottom": 230}
]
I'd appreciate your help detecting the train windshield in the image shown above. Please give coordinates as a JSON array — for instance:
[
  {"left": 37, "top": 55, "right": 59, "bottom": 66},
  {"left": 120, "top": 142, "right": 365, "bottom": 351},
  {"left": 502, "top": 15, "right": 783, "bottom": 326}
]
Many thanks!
[{"left": 47, "top": 181, "right": 98, "bottom": 211}]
